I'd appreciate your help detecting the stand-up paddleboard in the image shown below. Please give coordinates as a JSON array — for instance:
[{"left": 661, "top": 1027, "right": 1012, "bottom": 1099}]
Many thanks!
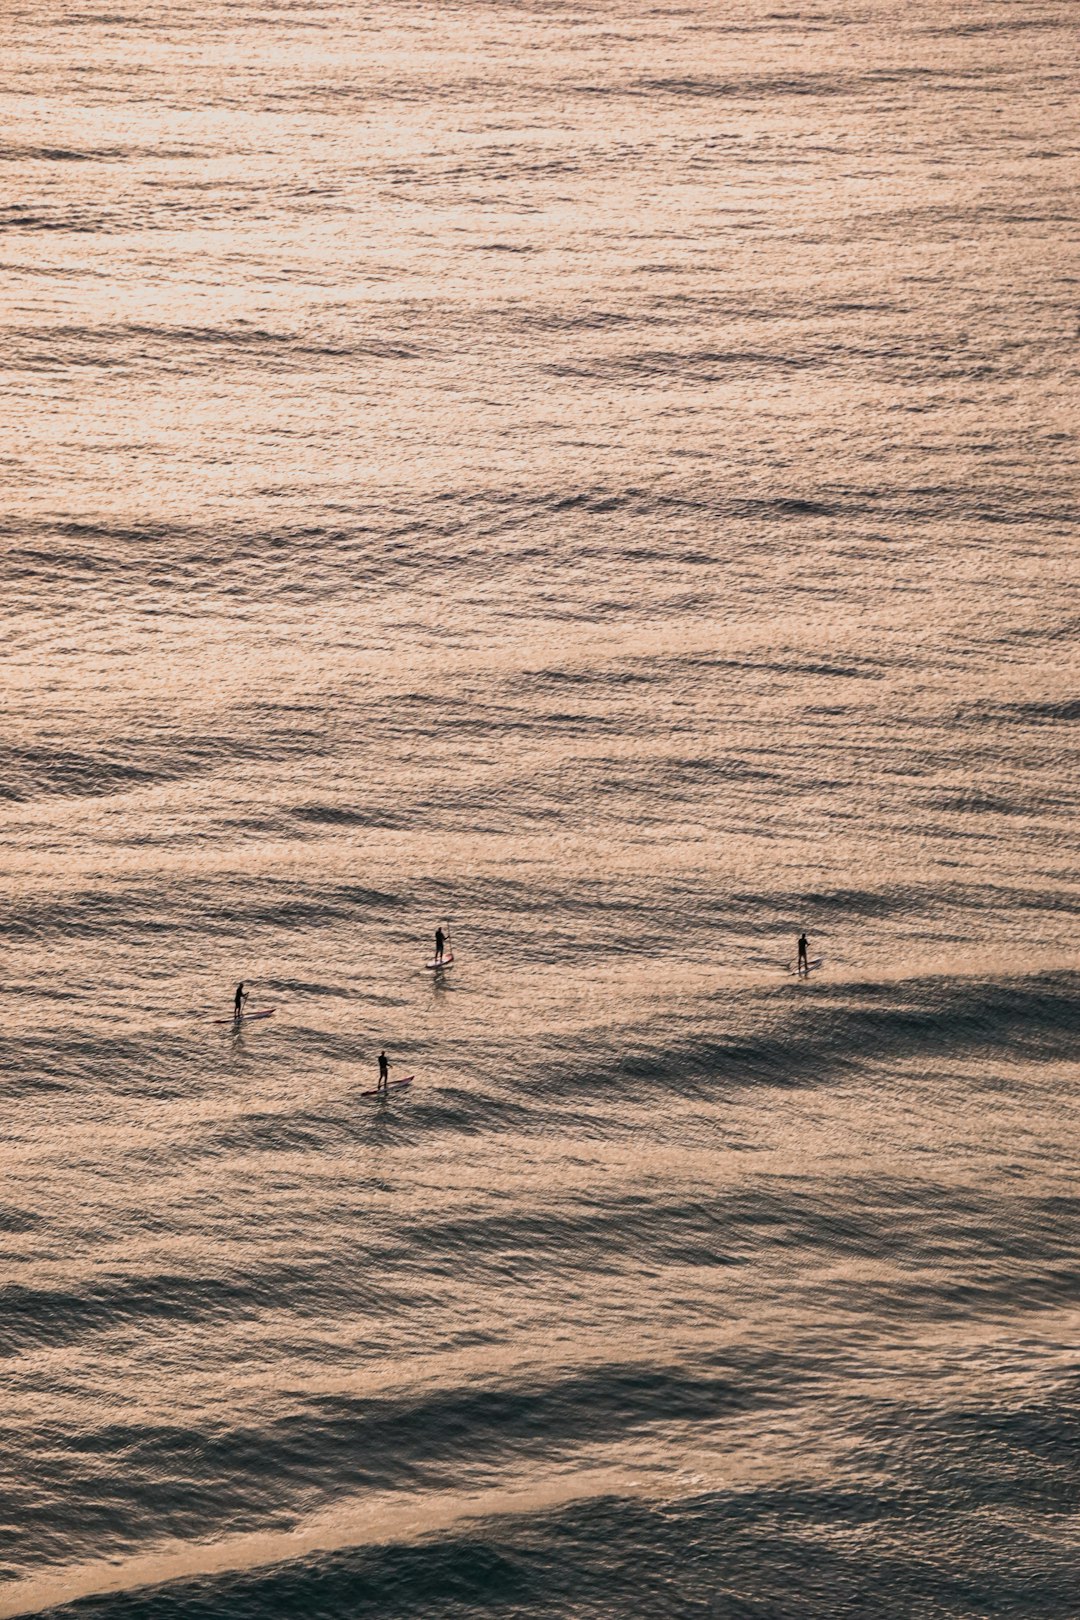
[
  {"left": 427, "top": 920, "right": 453, "bottom": 970},
  {"left": 213, "top": 1008, "right": 276, "bottom": 1025},
  {"left": 788, "top": 957, "right": 824, "bottom": 975},
  {"left": 361, "top": 1075, "right": 414, "bottom": 1097}
]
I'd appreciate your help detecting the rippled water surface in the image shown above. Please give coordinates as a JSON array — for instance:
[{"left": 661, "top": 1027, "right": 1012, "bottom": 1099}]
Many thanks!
[{"left": 1, "top": 1, "right": 1078, "bottom": 1616}]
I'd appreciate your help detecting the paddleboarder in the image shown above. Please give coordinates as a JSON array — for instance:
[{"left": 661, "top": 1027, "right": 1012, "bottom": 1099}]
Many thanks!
[
  {"left": 233, "top": 982, "right": 248, "bottom": 1020},
  {"left": 797, "top": 934, "right": 809, "bottom": 977},
  {"left": 434, "top": 925, "right": 446, "bottom": 963},
  {"left": 377, "top": 1050, "right": 390, "bottom": 1093}
]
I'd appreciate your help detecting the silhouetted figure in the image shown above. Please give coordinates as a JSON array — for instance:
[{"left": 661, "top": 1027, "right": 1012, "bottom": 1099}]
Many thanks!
[
  {"left": 797, "top": 935, "right": 809, "bottom": 977},
  {"left": 234, "top": 982, "right": 247, "bottom": 1019},
  {"left": 434, "top": 926, "right": 446, "bottom": 963},
  {"left": 377, "top": 1050, "right": 390, "bottom": 1093}
]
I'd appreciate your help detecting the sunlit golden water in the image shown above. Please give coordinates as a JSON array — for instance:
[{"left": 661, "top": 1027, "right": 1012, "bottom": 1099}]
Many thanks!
[{"left": 0, "top": 1, "right": 1077, "bottom": 1616}]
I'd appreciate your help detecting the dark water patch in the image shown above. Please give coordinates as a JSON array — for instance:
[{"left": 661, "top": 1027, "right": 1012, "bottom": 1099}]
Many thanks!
[
  {"left": 923, "top": 788, "right": 1047, "bottom": 817},
  {"left": 290, "top": 803, "right": 410, "bottom": 830},
  {"left": 204, "top": 1106, "right": 359, "bottom": 1158},
  {"left": 735, "top": 882, "right": 918, "bottom": 921},
  {"left": 824, "top": 1261, "right": 1080, "bottom": 1324},
  {"left": 998, "top": 618, "right": 1079, "bottom": 647},
  {"left": 687, "top": 652, "right": 886, "bottom": 680},
  {"left": 14, "top": 516, "right": 206, "bottom": 554},
  {"left": 920, "top": 14, "right": 1067, "bottom": 37},
  {"left": 767, "top": 495, "right": 836, "bottom": 516},
  {"left": 220, "top": 896, "right": 386, "bottom": 933},
  {"left": 650, "top": 753, "right": 778, "bottom": 788},
  {"left": 0, "top": 728, "right": 330, "bottom": 806},
  {"left": 635, "top": 72, "right": 857, "bottom": 101},
  {"left": 0, "top": 879, "right": 407, "bottom": 945},
  {"left": 48, "top": 10, "right": 142, "bottom": 24},
  {"left": 0, "top": 1029, "right": 197, "bottom": 1097},
  {"left": 403, "top": 1196, "right": 746, "bottom": 1277},
  {"left": 4, "top": 323, "right": 422, "bottom": 379},
  {"left": 0, "top": 206, "right": 108, "bottom": 233},
  {"left": 351, "top": 690, "right": 630, "bottom": 746},
  {"left": 517, "top": 307, "right": 649, "bottom": 333},
  {"left": 0, "top": 743, "right": 204, "bottom": 805},
  {"left": 215, "top": 814, "right": 287, "bottom": 837},
  {"left": 419, "top": 873, "right": 928, "bottom": 957},
  {"left": 0, "top": 144, "right": 135, "bottom": 162},
  {"left": 995, "top": 698, "right": 1080, "bottom": 724},
  {"left": 0, "top": 1272, "right": 267, "bottom": 1357},
  {"left": 562, "top": 1026, "right": 840, "bottom": 1098},
  {"left": 515, "top": 667, "right": 600, "bottom": 688},
  {"left": 516, "top": 665, "right": 656, "bottom": 690},
  {"left": 547, "top": 346, "right": 825, "bottom": 383},
  {"left": 399, "top": 1087, "right": 536, "bottom": 1137},
  {"left": 36, "top": 1420, "right": 1080, "bottom": 1620},
  {"left": 760, "top": 970, "right": 1080, "bottom": 1071},
  {"left": 11, "top": 1355, "right": 787, "bottom": 1567},
  {"left": 269, "top": 978, "right": 358, "bottom": 1001},
  {"left": 17, "top": 480, "right": 1051, "bottom": 606},
  {"left": 540, "top": 970, "right": 1080, "bottom": 1105},
  {"left": 535, "top": 708, "right": 627, "bottom": 735},
  {"left": 393, "top": 1177, "right": 1064, "bottom": 1283},
  {"left": 0, "top": 889, "right": 184, "bottom": 943},
  {"left": 547, "top": 490, "right": 628, "bottom": 514},
  {"left": 411, "top": 1180, "right": 1080, "bottom": 1287},
  {"left": 0, "top": 1259, "right": 419, "bottom": 1359},
  {"left": 697, "top": 484, "right": 1080, "bottom": 532},
  {"left": 795, "top": 660, "right": 880, "bottom": 679},
  {"left": 2, "top": 543, "right": 119, "bottom": 580},
  {"left": 930, "top": 1378, "right": 1080, "bottom": 1493},
  {"left": 124, "top": 322, "right": 420, "bottom": 365},
  {"left": 284, "top": 1359, "right": 768, "bottom": 1481},
  {"left": 34, "top": 1527, "right": 534, "bottom": 1620},
  {"left": 0, "top": 1056, "right": 74, "bottom": 1097}
]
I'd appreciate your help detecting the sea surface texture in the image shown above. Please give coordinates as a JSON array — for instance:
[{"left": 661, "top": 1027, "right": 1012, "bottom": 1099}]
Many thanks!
[{"left": 1, "top": 1, "right": 1077, "bottom": 1616}]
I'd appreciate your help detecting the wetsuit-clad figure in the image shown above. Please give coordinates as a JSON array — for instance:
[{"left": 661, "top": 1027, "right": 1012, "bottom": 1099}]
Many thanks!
[
  {"left": 377, "top": 1050, "right": 390, "bottom": 1093},
  {"left": 234, "top": 982, "right": 247, "bottom": 1019},
  {"left": 434, "top": 926, "right": 446, "bottom": 963},
  {"left": 797, "top": 935, "right": 809, "bottom": 977}
]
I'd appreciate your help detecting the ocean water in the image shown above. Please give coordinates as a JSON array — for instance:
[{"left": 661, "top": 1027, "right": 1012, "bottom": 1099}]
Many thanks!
[{"left": 1, "top": 1, "right": 1078, "bottom": 1615}]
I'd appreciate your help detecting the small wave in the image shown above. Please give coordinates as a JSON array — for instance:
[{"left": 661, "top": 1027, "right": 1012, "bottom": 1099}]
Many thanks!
[
  {"left": 536, "top": 969, "right": 1080, "bottom": 1104},
  {"left": 0, "top": 880, "right": 406, "bottom": 945},
  {"left": 0, "top": 1257, "right": 413, "bottom": 1358},
  {"left": 0, "top": 1028, "right": 196, "bottom": 1097},
  {"left": 0, "top": 1464, "right": 644, "bottom": 1620},
  {"left": 635, "top": 72, "right": 855, "bottom": 100},
  {"left": 1008, "top": 699, "right": 1080, "bottom": 723},
  {"left": 920, "top": 15, "right": 1066, "bottom": 37},
  {"left": 11, "top": 1364, "right": 1080, "bottom": 1619},
  {"left": 0, "top": 728, "right": 328, "bottom": 807},
  {"left": 0, "top": 144, "right": 128, "bottom": 163},
  {"left": 923, "top": 789, "right": 1049, "bottom": 817},
  {"left": 546, "top": 346, "right": 824, "bottom": 383}
]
